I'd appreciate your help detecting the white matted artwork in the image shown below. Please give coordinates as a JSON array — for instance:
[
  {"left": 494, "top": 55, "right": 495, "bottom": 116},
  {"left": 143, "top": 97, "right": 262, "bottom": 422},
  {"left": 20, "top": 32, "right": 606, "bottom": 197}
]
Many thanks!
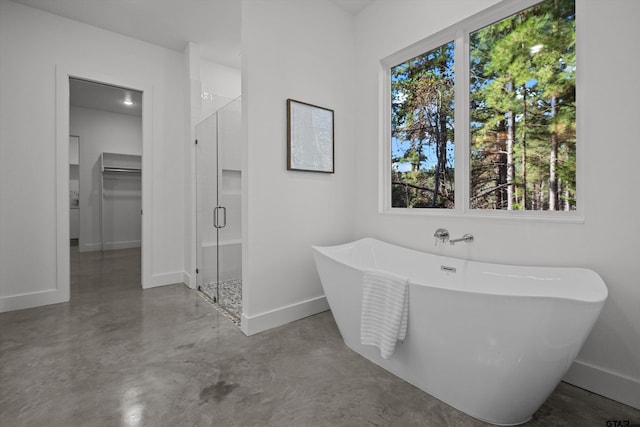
[{"left": 287, "top": 99, "right": 334, "bottom": 173}]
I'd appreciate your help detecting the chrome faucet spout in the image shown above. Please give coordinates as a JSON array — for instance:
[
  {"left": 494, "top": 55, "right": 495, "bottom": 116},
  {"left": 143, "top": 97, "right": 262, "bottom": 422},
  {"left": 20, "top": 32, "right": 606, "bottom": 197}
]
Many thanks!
[
  {"left": 434, "top": 228, "right": 449, "bottom": 243},
  {"left": 449, "top": 234, "right": 474, "bottom": 245}
]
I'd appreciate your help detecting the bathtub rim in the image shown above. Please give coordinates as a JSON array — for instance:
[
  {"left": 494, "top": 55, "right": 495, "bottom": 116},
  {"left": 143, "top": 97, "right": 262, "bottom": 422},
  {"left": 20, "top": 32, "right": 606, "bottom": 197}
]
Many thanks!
[{"left": 312, "top": 237, "right": 608, "bottom": 304}]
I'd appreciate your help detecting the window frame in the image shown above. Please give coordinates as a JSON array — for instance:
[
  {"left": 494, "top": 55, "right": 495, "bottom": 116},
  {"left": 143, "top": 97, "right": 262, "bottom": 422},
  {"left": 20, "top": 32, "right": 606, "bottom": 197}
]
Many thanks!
[{"left": 380, "top": 0, "right": 583, "bottom": 223}]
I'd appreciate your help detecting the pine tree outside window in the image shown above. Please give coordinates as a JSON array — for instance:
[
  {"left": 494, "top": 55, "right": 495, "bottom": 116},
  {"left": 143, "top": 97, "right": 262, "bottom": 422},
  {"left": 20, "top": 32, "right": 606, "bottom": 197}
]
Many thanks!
[
  {"left": 391, "top": 42, "right": 455, "bottom": 208},
  {"left": 384, "top": 0, "right": 577, "bottom": 217}
]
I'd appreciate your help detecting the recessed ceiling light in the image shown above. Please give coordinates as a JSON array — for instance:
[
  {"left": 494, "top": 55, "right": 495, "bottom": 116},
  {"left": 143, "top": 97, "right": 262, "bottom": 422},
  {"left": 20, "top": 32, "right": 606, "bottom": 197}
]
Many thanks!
[{"left": 123, "top": 99, "right": 133, "bottom": 106}]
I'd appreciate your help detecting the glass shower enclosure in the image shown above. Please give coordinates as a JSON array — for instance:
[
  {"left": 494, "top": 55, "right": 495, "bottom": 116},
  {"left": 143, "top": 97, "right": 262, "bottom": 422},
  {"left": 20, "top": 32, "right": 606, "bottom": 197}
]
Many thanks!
[{"left": 196, "top": 97, "right": 242, "bottom": 324}]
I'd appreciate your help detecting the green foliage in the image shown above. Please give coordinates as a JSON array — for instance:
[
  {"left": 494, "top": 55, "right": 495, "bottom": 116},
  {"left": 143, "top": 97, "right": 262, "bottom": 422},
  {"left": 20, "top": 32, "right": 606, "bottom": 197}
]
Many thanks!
[
  {"left": 390, "top": 0, "right": 575, "bottom": 211},
  {"left": 391, "top": 42, "right": 455, "bottom": 208},
  {"left": 470, "top": 0, "right": 576, "bottom": 210}
]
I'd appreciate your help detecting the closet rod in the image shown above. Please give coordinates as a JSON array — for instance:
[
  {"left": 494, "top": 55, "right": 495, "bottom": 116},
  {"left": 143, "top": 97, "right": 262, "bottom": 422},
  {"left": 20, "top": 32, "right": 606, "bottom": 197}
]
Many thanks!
[{"left": 103, "top": 167, "right": 141, "bottom": 173}]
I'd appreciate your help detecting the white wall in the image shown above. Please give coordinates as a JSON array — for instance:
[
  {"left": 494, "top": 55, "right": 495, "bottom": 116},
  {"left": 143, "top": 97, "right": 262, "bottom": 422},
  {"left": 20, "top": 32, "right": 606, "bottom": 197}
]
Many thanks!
[
  {"left": 0, "top": 0, "right": 185, "bottom": 310},
  {"left": 200, "top": 59, "right": 241, "bottom": 120},
  {"left": 70, "top": 106, "right": 142, "bottom": 251},
  {"left": 241, "top": 0, "right": 356, "bottom": 334},
  {"left": 353, "top": 0, "right": 640, "bottom": 409}
]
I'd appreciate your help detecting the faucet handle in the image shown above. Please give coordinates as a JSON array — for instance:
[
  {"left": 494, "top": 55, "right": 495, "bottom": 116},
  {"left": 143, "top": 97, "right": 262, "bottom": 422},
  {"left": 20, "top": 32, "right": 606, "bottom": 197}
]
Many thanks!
[{"left": 434, "top": 228, "right": 449, "bottom": 243}]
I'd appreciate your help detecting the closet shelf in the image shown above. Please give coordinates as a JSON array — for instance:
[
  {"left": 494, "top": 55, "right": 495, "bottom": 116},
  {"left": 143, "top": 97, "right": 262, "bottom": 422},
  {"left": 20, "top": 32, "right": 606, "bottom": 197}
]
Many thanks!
[{"left": 101, "top": 152, "right": 141, "bottom": 173}]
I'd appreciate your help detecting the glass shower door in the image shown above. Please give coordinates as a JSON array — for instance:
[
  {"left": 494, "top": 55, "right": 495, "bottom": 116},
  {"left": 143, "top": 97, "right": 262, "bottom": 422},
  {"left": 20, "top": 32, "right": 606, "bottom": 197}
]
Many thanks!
[
  {"left": 215, "top": 98, "right": 242, "bottom": 319},
  {"left": 196, "top": 113, "right": 218, "bottom": 299},
  {"left": 196, "top": 97, "right": 242, "bottom": 323}
]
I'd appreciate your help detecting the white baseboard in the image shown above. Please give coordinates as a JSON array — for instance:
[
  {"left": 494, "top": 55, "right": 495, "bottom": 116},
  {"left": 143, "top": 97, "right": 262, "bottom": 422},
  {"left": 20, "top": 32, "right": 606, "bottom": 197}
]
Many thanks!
[
  {"left": 144, "top": 272, "right": 185, "bottom": 289},
  {"left": 80, "top": 242, "right": 100, "bottom": 252},
  {"left": 564, "top": 359, "right": 640, "bottom": 410},
  {"left": 183, "top": 272, "right": 196, "bottom": 289},
  {"left": 103, "top": 240, "right": 141, "bottom": 251},
  {"left": 0, "top": 287, "right": 69, "bottom": 313},
  {"left": 241, "top": 295, "right": 329, "bottom": 336},
  {"left": 1, "top": 270, "right": 185, "bottom": 311},
  {"left": 80, "top": 240, "right": 141, "bottom": 252}
]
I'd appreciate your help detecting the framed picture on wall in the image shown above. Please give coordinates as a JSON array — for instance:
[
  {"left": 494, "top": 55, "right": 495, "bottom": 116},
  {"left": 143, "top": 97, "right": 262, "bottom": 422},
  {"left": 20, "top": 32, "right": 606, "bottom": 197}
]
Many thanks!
[{"left": 287, "top": 99, "right": 334, "bottom": 173}]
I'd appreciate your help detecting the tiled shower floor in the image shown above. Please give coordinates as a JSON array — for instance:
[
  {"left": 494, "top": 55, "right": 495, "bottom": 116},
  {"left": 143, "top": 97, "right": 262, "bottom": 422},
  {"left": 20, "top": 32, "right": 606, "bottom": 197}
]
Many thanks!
[{"left": 198, "top": 279, "right": 242, "bottom": 326}]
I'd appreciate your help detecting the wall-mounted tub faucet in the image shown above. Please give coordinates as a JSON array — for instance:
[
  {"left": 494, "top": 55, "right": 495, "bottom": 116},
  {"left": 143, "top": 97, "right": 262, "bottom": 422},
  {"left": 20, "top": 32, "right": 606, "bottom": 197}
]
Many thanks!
[
  {"left": 449, "top": 234, "right": 474, "bottom": 245},
  {"left": 434, "top": 228, "right": 450, "bottom": 243}
]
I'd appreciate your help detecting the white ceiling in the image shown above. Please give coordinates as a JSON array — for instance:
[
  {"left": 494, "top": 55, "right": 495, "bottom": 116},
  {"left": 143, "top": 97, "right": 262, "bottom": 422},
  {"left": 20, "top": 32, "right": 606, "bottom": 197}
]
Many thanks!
[
  {"left": 9, "top": 0, "right": 374, "bottom": 70},
  {"left": 331, "top": 0, "right": 373, "bottom": 15},
  {"left": 70, "top": 78, "right": 142, "bottom": 117},
  {"left": 9, "top": 0, "right": 243, "bottom": 68},
  {"left": 12, "top": 0, "right": 373, "bottom": 114}
]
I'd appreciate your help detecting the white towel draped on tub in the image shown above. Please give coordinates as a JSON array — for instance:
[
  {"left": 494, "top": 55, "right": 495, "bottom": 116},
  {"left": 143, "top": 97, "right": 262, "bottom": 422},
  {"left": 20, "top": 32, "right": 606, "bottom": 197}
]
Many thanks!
[{"left": 360, "top": 269, "right": 409, "bottom": 359}]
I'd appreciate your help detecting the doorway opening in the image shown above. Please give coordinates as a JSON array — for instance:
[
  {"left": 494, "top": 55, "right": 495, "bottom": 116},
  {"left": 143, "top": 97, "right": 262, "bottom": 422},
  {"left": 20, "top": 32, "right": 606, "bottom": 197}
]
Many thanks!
[{"left": 68, "top": 78, "right": 143, "bottom": 295}]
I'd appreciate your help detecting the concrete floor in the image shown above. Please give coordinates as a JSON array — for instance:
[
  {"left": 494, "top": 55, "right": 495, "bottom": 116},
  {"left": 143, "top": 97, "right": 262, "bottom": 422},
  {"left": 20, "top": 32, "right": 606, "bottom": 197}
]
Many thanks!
[{"left": 1, "top": 247, "right": 639, "bottom": 426}]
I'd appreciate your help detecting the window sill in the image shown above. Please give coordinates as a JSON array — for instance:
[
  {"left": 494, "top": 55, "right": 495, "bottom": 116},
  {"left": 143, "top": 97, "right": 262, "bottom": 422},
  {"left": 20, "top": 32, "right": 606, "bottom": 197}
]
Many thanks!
[{"left": 380, "top": 207, "right": 585, "bottom": 224}]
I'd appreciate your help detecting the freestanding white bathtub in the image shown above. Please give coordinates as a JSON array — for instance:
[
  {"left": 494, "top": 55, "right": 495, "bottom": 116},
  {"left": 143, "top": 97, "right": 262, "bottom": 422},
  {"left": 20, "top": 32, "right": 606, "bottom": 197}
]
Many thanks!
[{"left": 312, "top": 238, "right": 607, "bottom": 426}]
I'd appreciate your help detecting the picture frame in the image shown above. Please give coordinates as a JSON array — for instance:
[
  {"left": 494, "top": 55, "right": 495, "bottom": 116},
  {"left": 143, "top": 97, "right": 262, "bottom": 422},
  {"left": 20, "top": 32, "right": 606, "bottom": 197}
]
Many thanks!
[{"left": 287, "top": 98, "right": 334, "bottom": 173}]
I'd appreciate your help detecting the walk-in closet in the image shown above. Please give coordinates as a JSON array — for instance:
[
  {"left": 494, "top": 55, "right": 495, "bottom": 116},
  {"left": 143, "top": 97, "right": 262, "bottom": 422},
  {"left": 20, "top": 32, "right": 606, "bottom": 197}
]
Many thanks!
[{"left": 69, "top": 78, "right": 143, "bottom": 290}]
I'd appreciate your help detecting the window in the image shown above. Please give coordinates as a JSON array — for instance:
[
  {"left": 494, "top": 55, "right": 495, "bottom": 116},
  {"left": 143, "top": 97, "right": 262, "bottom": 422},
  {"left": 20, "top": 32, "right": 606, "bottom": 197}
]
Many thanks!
[
  {"left": 386, "top": 0, "right": 576, "bottom": 215},
  {"left": 391, "top": 42, "right": 455, "bottom": 208}
]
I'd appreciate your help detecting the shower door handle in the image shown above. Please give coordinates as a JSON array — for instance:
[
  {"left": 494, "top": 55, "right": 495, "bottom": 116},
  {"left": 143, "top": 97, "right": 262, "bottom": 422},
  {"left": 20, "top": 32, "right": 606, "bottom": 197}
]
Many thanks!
[{"left": 213, "top": 206, "right": 226, "bottom": 229}]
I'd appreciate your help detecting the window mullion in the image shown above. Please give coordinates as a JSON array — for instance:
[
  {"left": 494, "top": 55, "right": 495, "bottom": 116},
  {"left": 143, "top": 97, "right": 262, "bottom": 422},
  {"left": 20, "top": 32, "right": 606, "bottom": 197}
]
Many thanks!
[{"left": 454, "top": 30, "right": 469, "bottom": 214}]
